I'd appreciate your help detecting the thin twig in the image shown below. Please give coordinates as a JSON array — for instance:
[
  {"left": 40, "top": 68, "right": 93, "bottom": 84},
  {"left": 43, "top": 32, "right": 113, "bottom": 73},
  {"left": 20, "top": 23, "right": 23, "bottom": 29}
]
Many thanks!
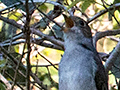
[
  {"left": 46, "top": 66, "right": 54, "bottom": 85},
  {"left": 0, "top": 2, "right": 22, "bottom": 14},
  {"left": 31, "top": 63, "right": 58, "bottom": 67},
  {"left": 0, "top": 15, "right": 64, "bottom": 48},
  {"left": 0, "top": 46, "right": 47, "bottom": 89},
  {"left": 5, "top": 71, "right": 24, "bottom": 90},
  {"left": 0, "top": 73, "right": 12, "bottom": 90},
  {"left": 88, "top": 3, "right": 120, "bottom": 23},
  {"left": 30, "top": 72, "right": 47, "bottom": 90},
  {"left": 37, "top": 50, "right": 58, "bottom": 70},
  {"left": 31, "top": 0, "right": 63, "bottom": 29},
  {"left": 101, "top": 0, "right": 120, "bottom": 26}
]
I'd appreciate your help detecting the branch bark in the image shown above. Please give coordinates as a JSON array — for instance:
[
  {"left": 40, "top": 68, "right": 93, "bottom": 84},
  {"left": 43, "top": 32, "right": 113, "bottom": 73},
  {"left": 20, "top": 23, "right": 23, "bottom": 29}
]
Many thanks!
[
  {"left": 0, "top": 15, "right": 64, "bottom": 48},
  {"left": 105, "top": 40, "right": 120, "bottom": 73},
  {"left": 25, "top": 0, "right": 31, "bottom": 89},
  {"left": 0, "top": 73, "right": 12, "bottom": 90},
  {"left": 93, "top": 29, "right": 120, "bottom": 47}
]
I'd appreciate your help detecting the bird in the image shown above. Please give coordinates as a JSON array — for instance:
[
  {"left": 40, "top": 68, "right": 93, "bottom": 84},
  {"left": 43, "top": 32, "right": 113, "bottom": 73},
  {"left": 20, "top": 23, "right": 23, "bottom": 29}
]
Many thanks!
[{"left": 59, "top": 14, "right": 108, "bottom": 90}]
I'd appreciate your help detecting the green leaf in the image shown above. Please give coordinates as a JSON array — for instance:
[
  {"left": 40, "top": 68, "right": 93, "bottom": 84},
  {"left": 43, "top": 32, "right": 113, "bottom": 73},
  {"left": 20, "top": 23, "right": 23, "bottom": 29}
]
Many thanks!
[
  {"left": 0, "top": 59, "right": 6, "bottom": 67},
  {"left": 113, "top": 10, "right": 120, "bottom": 29},
  {"left": 0, "top": 57, "right": 7, "bottom": 71},
  {"left": 67, "top": 0, "right": 80, "bottom": 10},
  {"left": 38, "top": 4, "right": 48, "bottom": 12},
  {"left": 9, "top": 12, "right": 22, "bottom": 21},
  {"left": 113, "top": 0, "right": 120, "bottom": 4},
  {"left": 0, "top": 82, "right": 6, "bottom": 90},
  {"left": 113, "top": 0, "right": 120, "bottom": 13},
  {"left": 67, "top": 0, "right": 95, "bottom": 12},
  {"left": 81, "top": 0, "right": 96, "bottom": 12},
  {"left": 81, "top": 1, "right": 91, "bottom": 12},
  {"left": 0, "top": 22, "right": 17, "bottom": 41}
]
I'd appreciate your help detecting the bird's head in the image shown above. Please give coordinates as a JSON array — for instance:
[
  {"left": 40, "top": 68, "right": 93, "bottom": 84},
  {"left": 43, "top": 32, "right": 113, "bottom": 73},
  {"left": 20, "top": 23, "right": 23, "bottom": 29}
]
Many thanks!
[{"left": 63, "top": 14, "right": 92, "bottom": 40}]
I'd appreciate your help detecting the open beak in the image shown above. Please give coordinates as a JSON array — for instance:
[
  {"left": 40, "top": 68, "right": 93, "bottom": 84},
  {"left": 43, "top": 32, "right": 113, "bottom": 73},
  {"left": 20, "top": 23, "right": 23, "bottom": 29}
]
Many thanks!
[{"left": 62, "top": 14, "right": 74, "bottom": 32}]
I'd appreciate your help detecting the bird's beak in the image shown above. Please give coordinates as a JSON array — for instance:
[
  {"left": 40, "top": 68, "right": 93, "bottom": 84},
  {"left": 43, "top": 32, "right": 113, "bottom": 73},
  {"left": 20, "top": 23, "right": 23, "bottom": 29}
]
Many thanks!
[{"left": 62, "top": 14, "right": 74, "bottom": 32}]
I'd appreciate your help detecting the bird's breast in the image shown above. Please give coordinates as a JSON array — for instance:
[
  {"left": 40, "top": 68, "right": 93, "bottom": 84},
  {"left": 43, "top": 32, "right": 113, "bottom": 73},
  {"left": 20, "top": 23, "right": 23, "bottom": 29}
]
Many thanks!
[{"left": 59, "top": 47, "right": 98, "bottom": 90}]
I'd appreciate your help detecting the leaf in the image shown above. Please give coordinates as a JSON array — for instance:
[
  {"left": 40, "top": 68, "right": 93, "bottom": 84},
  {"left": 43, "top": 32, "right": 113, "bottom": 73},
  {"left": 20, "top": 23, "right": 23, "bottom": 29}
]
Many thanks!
[
  {"left": 81, "top": 1, "right": 91, "bottom": 12},
  {"left": 0, "top": 82, "right": 6, "bottom": 90},
  {"left": 1, "top": 0, "right": 18, "bottom": 6},
  {"left": 9, "top": 12, "right": 22, "bottom": 21},
  {"left": 82, "top": 0, "right": 96, "bottom": 12},
  {"left": 114, "top": 0, "right": 120, "bottom": 18},
  {"left": 0, "top": 22, "right": 17, "bottom": 41},
  {"left": 0, "top": 55, "right": 7, "bottom": 71},
  {"left": 108, "top": 3, "right": 117, "bottom": 21},
  {"left": 1, "top": 0, "right": 36, "bottom": 11},
  {"left": 113, "top": 10, "right": 120, "bottom": 29},
  {"left": 51, "top": 24, "right": 63, "bottom": 40},
  {"left": 113, "top": 0, "right": 120, "bottom": 4},
  {"left": 0, "top": 59, "right": 6, "bottom": 68},
  {"left": 67, "top": 0, "right": 80, "bottom": 10},
  {"left": 38, "top": 4, "right": 48, "bottom": 12},
  {"left": 67, "top": 0, "right": 95, "bottom": 12}
]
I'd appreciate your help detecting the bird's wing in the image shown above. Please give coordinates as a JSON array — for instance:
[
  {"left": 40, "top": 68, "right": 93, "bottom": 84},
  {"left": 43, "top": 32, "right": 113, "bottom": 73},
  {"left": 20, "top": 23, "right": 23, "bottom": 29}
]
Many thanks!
[
  {"left": 80, "top": 43, "right": 108, "bottom": 90},
  {"left": 94, "top": 55, "right": 108, "bottom": 90}
]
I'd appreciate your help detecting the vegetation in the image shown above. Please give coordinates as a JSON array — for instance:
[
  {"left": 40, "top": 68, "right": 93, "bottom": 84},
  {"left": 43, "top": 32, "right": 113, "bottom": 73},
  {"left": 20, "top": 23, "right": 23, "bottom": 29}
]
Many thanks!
[{"left": 0, "top": 0, "right": 120, "bottom": 90}]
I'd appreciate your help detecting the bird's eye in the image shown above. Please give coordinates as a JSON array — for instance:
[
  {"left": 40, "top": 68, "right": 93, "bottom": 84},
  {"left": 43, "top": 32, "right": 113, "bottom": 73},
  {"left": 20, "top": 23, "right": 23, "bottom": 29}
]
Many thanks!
[{"left": 79, "top": 20, "right": 85, "bottom": 26}]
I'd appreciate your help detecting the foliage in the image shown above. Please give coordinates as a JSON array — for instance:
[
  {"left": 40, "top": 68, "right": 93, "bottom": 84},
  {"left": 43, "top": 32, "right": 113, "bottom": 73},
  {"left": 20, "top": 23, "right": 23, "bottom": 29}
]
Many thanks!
[
  {"left": 0, "top": 0, "right": 120, "bottom": 90},
  {"left": 0, "top": 81, "right": 6, "bottom": 90},
  {"left": 67, "top": 0, "right": 96, "bottom": 12}
]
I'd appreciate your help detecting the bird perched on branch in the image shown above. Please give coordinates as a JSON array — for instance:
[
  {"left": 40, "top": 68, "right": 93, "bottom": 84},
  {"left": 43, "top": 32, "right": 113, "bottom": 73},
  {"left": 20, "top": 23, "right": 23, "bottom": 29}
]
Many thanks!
[{"left": 59, "top": 14, "right": 108, "bottom": 90}]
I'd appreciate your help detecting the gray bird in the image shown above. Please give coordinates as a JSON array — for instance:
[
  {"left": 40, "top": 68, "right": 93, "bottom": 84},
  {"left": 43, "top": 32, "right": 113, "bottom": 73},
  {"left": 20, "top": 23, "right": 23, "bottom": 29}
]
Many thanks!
[{"left": 59, "top": 15, "right": 108, "bottom": 90}]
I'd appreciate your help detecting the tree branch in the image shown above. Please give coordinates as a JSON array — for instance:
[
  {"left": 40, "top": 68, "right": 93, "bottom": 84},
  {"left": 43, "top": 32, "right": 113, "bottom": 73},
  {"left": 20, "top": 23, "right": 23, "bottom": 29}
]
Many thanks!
[
  {"left": 0, "top": 2, "right": 22, "bottom": 14},
  {"left": 0, "top": 73, "right": 12, "bottom": 90},
  {"left": 0, "top": 15, "right": 23, "bottom": 29},
  {"left": 105, "top": 40, "right": 120, "bottom": 73},
  {"left": 28, "top": 0, "right": 66, "bottom": 10},
  {"left": 0, "top": 46, "right": 47, "bottom": 89},
  {"left": 25, "top": 0, "right": 31, "bottom": 89},
  {"left": 0, "top": 15, "right": 64, "bottom": 48},
  {"left": 88, "top": 3, "right": 120, "bottom": 23},
  {"left": 93, "top": 29, "right": 120, "bottom": 47}
]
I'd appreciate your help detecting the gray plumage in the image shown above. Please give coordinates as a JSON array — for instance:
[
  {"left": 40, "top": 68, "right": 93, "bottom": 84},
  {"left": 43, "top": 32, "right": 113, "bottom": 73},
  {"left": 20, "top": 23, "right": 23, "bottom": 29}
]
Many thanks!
[{"left": 59, "top": 15, "right": 108, "bottom": 90}]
